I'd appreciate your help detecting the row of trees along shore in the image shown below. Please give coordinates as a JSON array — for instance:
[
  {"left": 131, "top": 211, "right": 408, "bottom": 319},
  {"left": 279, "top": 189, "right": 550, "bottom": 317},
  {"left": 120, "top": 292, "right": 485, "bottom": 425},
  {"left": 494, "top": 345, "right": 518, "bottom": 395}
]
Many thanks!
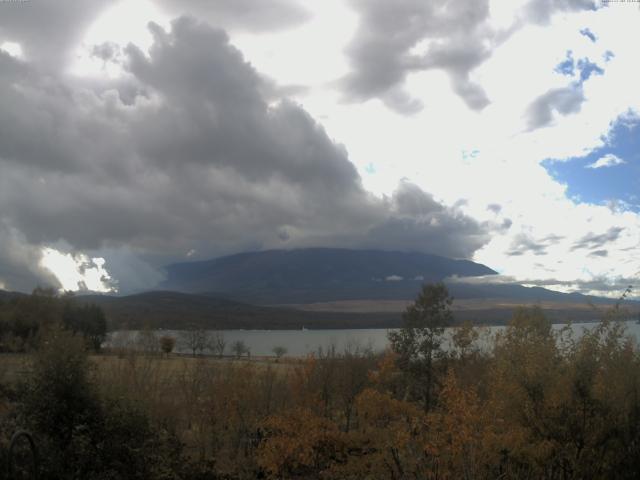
[
  {"left": 115, "top": 329, "right": 279, "bottom": 359},
  {"left": 1, "top": 283, "right": 640, "bottom": 479},
  {"left": 0, "top": 287, "right": 106, "bottom": 353}
]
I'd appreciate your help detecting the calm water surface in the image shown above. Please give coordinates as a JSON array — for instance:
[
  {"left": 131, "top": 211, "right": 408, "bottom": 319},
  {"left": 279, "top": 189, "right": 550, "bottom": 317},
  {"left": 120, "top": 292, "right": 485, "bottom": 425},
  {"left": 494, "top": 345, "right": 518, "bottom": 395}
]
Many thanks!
[{"left": 108, "top": 320, "right": 640, "bottom": 357}]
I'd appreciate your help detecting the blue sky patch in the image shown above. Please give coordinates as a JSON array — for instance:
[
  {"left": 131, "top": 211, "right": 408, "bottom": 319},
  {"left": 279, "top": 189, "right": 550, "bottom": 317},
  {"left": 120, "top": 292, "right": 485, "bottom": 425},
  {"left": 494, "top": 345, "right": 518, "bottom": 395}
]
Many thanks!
[
  {"left": 576, "top": 58, "right": 604, "bottom": 82},
  {"left": 555, "top": 51, "right": 575, "bottom": 76},
  {"left": 542, "top": 115, "right": 640, "bottom": 211},
  {"left": 554, "top": 51, "right": 604, "bottom": 83},
  {"left": 580, "top": 28, "right": 597, "bottom": 43}
]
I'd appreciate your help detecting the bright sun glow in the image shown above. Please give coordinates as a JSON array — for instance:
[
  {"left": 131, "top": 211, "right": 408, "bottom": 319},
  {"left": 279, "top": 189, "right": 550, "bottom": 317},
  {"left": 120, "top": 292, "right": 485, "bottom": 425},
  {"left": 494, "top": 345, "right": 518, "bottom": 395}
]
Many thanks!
[
  {"left": 0, "top": 41, "right": 23, "bottom": 58},
  {"left": 71, "top": 0, "right": 169, "bottom": 77},
  {"left": 39, "top": 247, "right": 117, "bottom": 293}
]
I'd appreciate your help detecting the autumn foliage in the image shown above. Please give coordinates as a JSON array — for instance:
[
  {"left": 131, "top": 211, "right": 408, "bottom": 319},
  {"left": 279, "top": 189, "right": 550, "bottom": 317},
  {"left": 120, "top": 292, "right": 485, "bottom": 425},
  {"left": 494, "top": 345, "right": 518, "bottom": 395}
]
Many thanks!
[{"left": 2, "top": 285, "right": 640, "bottom": 479}]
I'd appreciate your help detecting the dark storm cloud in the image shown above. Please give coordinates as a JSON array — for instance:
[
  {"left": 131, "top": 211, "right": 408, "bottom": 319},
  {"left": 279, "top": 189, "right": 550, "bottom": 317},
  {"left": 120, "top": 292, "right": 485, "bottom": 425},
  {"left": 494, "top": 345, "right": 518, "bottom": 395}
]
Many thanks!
[
  {"left": 0, "top": 0, "right": 116, "bottom": 70},
  {"left": 361, "top": 183, "right": 490, "bottom": 258},
  {"left": 525, "top": 84, "right": 585, "bottom": 129},
  {"left": 341, "top": 0, "right": 599, "bottom": 114},
  {"left": 153, "top": 0, "right": 311, "bottom": 32},
  {"left": 341, "top": 0, "right": 493, "bottom": 113},
  {"left": 0, "top": 16, "right": 490, "bottom": 292},
  {"left": 572, "top": 227, "right": 624, "bottom": 251},
  {"left": 0, "top": 222, "right": 57, "bottom": 293}
]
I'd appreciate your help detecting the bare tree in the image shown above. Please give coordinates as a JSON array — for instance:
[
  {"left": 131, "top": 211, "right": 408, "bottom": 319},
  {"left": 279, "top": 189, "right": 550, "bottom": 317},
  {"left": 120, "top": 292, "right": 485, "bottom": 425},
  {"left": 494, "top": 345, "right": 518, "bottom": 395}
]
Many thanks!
[
  {"left": 109, "top": 330, "right": 134, "bottom": 357},
  {"left": 208, "top": 331, "right": 226, "bottom": 358},
  {"left": 180, "top": 328, "right": 207, "bottom": 357},
  {"left": 231, "top": 340, "right": 249, "bottom": 359},
  {"left": 137, "top": 327, "right": 159, "bottom": 355}
]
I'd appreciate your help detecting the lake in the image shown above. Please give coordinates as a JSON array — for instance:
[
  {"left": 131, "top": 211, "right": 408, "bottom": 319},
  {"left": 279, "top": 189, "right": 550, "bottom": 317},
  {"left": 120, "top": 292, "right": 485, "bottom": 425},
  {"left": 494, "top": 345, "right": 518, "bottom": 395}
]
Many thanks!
[{"left": 107, "top": 319, "right": 640, "bottom": 357}]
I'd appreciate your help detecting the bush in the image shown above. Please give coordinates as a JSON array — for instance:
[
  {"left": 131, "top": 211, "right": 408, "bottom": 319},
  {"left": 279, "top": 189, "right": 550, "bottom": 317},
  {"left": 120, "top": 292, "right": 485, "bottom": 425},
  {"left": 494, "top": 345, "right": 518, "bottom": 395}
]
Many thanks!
[
  {"left": 18, "top": 325, "right": 185, "bottom": 479},
  {"left": 160, "top": 336, "right": 176, "bottom": 356}
]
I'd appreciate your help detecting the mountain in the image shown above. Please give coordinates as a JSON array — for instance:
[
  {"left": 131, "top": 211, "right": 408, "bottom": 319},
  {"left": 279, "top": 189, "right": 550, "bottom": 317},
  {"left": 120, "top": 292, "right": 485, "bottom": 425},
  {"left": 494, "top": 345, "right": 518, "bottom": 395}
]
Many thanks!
[
  {"left": 0, "top": 290, "right": 25, "bottom": 302},
  {"left": 77, "top": 291, "right": 399, "bottom": 330},
  {"left": 445, "top": 282, "right": 616, "bottom": 304},
  {"left": 160, "top": 248, "right": 497, "bottom": 304},
  {"left": 77, "top": 289, "right": 636, "bottom": 331}
]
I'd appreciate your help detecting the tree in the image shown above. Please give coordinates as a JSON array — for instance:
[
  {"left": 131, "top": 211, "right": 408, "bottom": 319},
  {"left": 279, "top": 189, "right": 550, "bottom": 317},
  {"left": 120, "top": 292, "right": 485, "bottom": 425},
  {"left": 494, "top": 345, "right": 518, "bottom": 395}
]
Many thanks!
[
  {"left": 231, "top": 340, "right": 249, "bottom": 358},
  {"left": 137, "top": 326, "right": 159, "bottom": 355},
  {"left": 388, "top": 282, "right": 453, "bottom": 411},
  {"left": 159, "top": 335, "right": 176, "bottom": 356},
  {"left": 62, "top": 302, "right": 107, "bottom": 352},
  {"left": 19, "top": 325, "right": 185, "bottom": 478},
  {"left": 180, "top": 328, "right": 207, "bottom": 357},
  {"left": 272, "top": 345, "right": 287, "bottom": 360},
  {"left": 451, "top": 320, "right": 480, "bottom": 361},
  {"left": 209, "top": 331, "right": 226, "bottom": 358},
  {"left": 20, "top": 325, "right": 98, "bottom": 447}
]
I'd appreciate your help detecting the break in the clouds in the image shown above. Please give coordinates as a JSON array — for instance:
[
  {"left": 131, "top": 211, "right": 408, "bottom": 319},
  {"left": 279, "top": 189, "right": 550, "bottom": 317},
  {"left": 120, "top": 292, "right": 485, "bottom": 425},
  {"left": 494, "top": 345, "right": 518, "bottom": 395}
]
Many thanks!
[
  {"left": 580, "top": 27, "right": 597, "bottom": 42},
  {"left": 0, "top": 11, "right": 487, "bottom": 292},
  {"left": 40, "top": 249, "right": 115, "bottom": 293}
]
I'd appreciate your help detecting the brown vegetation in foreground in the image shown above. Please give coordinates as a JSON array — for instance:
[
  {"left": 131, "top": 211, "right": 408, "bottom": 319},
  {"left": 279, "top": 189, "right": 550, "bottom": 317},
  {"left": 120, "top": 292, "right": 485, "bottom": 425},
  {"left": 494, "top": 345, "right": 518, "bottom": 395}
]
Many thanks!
[{"left": 1, "top": 284, "right": 640, "bottom": 479}]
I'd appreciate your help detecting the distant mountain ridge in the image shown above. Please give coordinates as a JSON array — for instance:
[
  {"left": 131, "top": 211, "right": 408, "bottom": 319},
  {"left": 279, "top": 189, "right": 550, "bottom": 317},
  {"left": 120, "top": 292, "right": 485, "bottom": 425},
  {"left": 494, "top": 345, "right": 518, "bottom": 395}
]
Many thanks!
[
  {"left": 78, "top": 290, "right": 399, "bottom": 330},
  {"left": 3, "top": 248, "right": 634, "bottom": 331},
  {"left": 160, "top": 248, "right": 632, "bottom": 307},
  {"left": 160, "top": 247, "right": 498, "bottom": 304}
]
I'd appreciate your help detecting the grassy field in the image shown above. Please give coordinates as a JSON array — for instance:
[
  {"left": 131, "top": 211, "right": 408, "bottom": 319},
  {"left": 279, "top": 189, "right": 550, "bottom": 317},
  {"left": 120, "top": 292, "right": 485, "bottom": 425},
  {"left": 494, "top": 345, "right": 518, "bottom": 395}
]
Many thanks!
[
  {"left": 2, "top": 349, "right": 298, "bottom": 367},
  {"left": 0, "top": 351, "right": 298, "bottom": 391},
  {"left": 0, "top": 349, "right": 307, "bottom": 474},
  {"left": 282, "top": 298, "right": 636, "bottom": 313}
]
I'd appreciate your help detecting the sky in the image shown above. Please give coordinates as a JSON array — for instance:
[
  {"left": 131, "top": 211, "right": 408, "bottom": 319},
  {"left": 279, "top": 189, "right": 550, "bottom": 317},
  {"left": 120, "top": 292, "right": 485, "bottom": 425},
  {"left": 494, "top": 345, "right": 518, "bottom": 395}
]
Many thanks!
[{"left": 0, "top": 0, "right": 639, "bottom": 298}]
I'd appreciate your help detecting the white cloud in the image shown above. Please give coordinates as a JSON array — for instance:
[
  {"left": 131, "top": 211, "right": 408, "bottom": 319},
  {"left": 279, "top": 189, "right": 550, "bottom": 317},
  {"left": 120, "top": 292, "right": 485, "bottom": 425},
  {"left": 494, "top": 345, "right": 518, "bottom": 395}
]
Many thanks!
[
  {"left": 0, "top": 41, "right": 23, "bottom": 58},
  {"left": 39, "top": 247, "right": 116, "bottom": 293},
  {"left": 586, "top": 153, "right": 625, "bottom": 168},
  {"left": 385, "top": 275, "right": 403, "bottom": 282}
]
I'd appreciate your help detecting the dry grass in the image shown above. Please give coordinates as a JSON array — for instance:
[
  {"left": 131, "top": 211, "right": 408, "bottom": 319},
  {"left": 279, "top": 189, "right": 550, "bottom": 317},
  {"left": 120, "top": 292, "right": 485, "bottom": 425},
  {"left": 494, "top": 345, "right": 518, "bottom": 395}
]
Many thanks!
[
  {"left": 0, "top": 353, "right": 32, "bottom": 387},
  {"left": 279, "top": 298, "right": 619, "bottom": 313},
  {"left": 0, "top": 351, "right": 298, "bottom": 391}
]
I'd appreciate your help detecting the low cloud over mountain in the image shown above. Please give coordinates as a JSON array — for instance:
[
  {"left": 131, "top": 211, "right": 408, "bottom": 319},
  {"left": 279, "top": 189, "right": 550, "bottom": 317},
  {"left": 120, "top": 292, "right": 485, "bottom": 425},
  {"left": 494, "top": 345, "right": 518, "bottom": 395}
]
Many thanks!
[{"left": 0, "top": 15, "right": 489, "bottom": 292}]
